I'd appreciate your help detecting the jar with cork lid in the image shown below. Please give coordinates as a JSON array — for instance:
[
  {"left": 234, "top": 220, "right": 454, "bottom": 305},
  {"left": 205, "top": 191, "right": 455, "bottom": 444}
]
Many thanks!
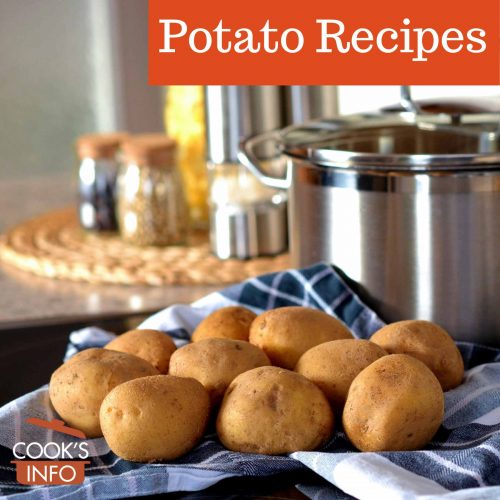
[
  {"left": 76, "top": 132, "right": 128, "bottom": 231},
  {"left": 116, "top": 134, "right": 189, "bottom": 246}
]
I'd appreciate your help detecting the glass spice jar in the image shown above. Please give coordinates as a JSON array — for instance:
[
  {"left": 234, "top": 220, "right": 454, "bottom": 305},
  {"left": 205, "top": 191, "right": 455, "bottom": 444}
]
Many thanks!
[
  {"left": 76, "top": 132, "right": 128, "bottom": 231},
  {"left": 117, "top": 134, "right": 188, "bottom": 246}
]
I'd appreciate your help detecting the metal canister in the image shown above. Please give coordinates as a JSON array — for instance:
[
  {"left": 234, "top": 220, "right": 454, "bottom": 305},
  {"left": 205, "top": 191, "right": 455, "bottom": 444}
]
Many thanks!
[{"left": 240, "top": 111, "right": 500, "bottom": 344}]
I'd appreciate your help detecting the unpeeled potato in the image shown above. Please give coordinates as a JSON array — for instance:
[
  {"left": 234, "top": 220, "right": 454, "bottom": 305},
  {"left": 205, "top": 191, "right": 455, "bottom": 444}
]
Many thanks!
[
  {"left": 216, "top": 366, "right": 334, "bottom": 455},
  {"left": 249, "top": 306, "right": 353, "bottom": 369},
  {"left": 192, "top": 306, "right": 256, "bottom": 342},
  {"left": 169, "top": 338, "right": 270, "bottom": 405},
  {"left": 49, "top": 348, "right": 159, "bottom": 438},
  {"left": 100, "top": 375, "right": 210, "bottom": 462},
  {"left": 370, "top": 320, "right": 464, "bottom": 391},
  {"left": 105, "top": 329, "right": 176, "bottom": 374},
  {"left": 343, "top": 354, "right": 444, "bottom": 452},
  {"left": 296, "top": 339, "right": 387, "bottom": 411}
]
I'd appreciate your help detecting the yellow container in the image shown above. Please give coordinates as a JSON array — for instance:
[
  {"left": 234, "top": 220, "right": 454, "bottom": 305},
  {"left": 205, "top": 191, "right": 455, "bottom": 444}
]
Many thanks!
[{"left": 165, "top": 86, "right": 208, "bottom": 227}]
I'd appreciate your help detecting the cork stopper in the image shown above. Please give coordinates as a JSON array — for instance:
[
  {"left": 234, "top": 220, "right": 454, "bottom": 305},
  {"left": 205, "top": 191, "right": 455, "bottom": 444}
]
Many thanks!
[
  {"left": 76, "top": 132, "right": 128, "bottom": 160},
  {"left": 122, "top": 134, "right": 177, "bottom": 168}
]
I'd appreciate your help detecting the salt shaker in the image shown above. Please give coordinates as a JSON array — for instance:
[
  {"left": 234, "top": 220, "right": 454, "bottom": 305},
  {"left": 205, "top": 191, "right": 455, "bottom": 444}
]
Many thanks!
[
  {"left": 117, "top": 134, "right": 188, "bottom": 246},
  {"left": 204, "top": 86, "right": 288, "bottom": 259},
  {"left": 76, "top": 132, "right": 127, "bottom": 231}
]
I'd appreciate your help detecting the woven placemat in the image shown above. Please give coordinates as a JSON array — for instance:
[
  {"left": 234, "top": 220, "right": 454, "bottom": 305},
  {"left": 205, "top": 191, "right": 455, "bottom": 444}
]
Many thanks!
[{"left": 0, "top": 208, "right": 290, "bottom": 286}]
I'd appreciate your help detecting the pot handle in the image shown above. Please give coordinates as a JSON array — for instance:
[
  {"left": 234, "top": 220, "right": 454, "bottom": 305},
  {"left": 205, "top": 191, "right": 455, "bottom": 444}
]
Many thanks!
[
  {"left": 238, "top": 131, "right": 291, "bottom": 190},
  {"left": 399, "top": 86, "right": 421, "bottom": 114}
]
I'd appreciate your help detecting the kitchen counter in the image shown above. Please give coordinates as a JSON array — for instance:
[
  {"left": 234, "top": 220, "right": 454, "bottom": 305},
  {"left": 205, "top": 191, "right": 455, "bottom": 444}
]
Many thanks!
[{"left": 0, "top": 174, "right": 221, "bottom": 328}]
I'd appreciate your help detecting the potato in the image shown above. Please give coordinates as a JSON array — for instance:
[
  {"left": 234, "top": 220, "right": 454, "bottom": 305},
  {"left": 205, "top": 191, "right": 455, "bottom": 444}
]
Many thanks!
[
  {"left": 249, "top": 306, "right": 353, "bottom": 369},
  {"left": 296, "top": 339, "right": 387, "bottom": 411},
  {"left": 216, "top": 366, "right": 334, "bottom": 455},
  {"left": 49, "top": 348, "right": 159, "bottom": 438},
  {"left": 105, "top": 329, "right": 176, "bottom": 374},
  {"left": 343, "top": 354, "right": 444, "bottom": 452},
  {"left": 192, "top": 306, "right": 256, "bottom": 342},
  {"left": 370, "top": 320, "right": 464, "bottom": 391},
  {"left": 169, "top": 338, "right": 270, "bottom": 406},
  {"left": 100, "top": 375, "right": 210, "bottom": 462}
]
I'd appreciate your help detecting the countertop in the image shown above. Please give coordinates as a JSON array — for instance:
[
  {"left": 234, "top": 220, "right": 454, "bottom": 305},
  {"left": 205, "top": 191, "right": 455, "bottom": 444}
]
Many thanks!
[{"left": 0, "top": 174, "right": 220, "bottom": 328}]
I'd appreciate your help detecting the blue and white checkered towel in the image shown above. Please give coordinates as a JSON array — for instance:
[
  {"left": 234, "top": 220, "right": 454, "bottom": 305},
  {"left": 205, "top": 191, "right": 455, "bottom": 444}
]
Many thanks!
[{"left": 1, "top": 263, "right": 500, "bottom": 499}]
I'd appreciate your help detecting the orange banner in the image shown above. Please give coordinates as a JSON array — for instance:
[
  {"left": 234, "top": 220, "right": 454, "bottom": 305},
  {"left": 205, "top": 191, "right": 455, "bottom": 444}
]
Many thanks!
[{"left": 149, "top": 0, "right": 500, "bottom": 84}]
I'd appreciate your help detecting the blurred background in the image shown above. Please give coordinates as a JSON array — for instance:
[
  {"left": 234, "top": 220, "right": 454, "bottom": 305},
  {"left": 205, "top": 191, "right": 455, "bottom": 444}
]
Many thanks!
[
  {"left": 0, "top": 0, "right": 163, "bottom": 182},
  {"left": 1, "top": 0, "right": 500, "bottom": 183}
]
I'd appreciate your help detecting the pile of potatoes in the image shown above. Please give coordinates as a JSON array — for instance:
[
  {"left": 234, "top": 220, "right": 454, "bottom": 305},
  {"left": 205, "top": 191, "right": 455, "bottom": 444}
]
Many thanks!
[{"left": 49, "top": 306, "right": 464, "bottom": 462}]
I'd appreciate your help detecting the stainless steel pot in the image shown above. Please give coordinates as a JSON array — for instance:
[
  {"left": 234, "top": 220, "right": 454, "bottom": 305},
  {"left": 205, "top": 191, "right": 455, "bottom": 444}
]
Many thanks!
[{"left": 239, "top": 111, "right": 500, "bottom": 344}]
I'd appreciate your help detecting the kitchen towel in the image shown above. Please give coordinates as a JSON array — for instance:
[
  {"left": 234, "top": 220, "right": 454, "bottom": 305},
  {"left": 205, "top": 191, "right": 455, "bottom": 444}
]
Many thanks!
[{"left": 0, "top": 263, "right": 499, "bottom": 500}]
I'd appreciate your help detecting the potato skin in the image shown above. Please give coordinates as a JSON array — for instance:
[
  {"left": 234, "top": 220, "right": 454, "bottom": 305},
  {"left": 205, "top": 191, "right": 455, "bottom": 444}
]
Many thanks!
[
  {"left": 296, "top": 339, "right": 387, "bottom": 411},
  {"left": 370, "top": 320, "right": 464, "bottom": 391},
  {"left": 343, "top": 354, "right": 444, "bottom": 452},
  {"left": 169, "top": 338, "right": 270, "bottom": 406},
  {"left": 105, "top": 329, "right": 176, "bottom": 374},
  {"left": 249, "top": 306, "right": 353, "bottom": 369},
  {"left": 192, "top": 306, "right": 256, "bottom": 342},
  {"left": 49, "top": 348, "right": 159, "bottom": 438},
  {"left": 216, "top": 366, "right": 334, "bottom": 455},
  {"left": 100, "top": 375, "right": 210, "bottom": 462}
]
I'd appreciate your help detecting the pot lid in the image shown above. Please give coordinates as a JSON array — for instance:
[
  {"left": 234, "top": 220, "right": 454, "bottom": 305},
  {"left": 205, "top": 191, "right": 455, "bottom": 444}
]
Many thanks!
[{"left": 279, "top": 112, "right": 500, "bottom": 171}]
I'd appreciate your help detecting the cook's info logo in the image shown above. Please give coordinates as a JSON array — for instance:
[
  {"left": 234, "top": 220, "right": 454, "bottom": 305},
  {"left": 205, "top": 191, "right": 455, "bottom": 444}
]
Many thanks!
[{"left": 11, "top": 418, "right": 90, "bottom": 485}]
